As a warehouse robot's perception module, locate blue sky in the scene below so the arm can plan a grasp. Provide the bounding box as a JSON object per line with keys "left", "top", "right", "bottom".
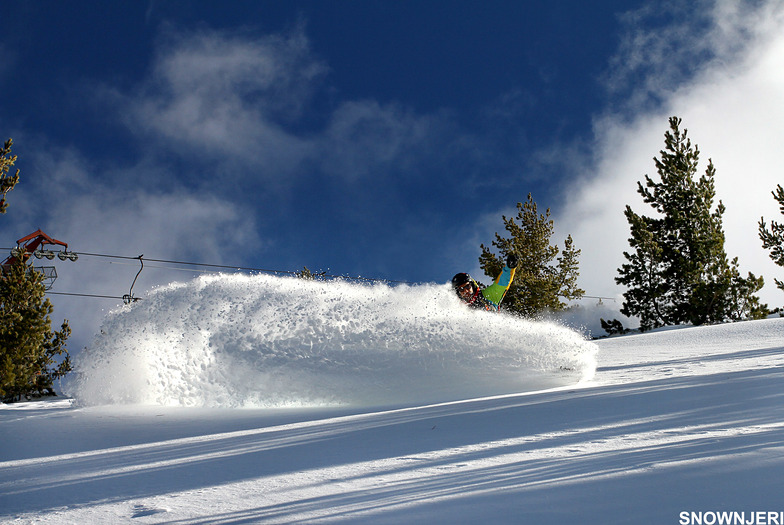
{"left": 3, "top": 1, "right": 784, "bottom": 348}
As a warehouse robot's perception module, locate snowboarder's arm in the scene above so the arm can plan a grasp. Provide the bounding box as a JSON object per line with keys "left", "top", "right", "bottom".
{"left": 481, "top": 264, "right": 516, "bottom": 310}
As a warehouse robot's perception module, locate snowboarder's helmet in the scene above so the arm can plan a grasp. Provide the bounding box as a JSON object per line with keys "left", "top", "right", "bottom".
{"left": 451, "top": 272, "right": 471, "bottom": 289}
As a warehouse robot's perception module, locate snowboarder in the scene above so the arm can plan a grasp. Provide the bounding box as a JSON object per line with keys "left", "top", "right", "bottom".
{"left": 451, "top": 253, "right": 518, "bottom": 312}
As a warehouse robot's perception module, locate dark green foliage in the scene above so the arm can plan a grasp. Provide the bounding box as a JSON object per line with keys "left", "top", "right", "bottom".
{"left": 480, "top": 193, "right": 584, "bottom": 317}
{"left": 1, "top": 136, "right": 72, "bottom": 402}
{"left": 0, "top": 243, "right": 72, "bottom": 403}
{"left": 1, "top": 138, "right": 20, "bottom": 214}
{"left": 759, "top": 184, "right": 784, "bottom": 292}
{"left": 617, "top": 117, "right": 766, "bottom": 331}
{"left": 600, "top": 318, "right": 630, "bottom": 336}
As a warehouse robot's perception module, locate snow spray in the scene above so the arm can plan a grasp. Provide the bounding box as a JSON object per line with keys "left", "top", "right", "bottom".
{"left": 68, "top": 273, "right": 598, "bottom": 407}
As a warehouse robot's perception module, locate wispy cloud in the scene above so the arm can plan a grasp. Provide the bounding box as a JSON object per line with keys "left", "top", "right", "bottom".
{"left": 118, "top": 24, "right": 325, "bottom": 179}
{"left": 601, "top": 0, "right": 761, "bottom": 115}
{"left": 111, "top": 24, "right": 474, "bottom": 193}
{"left": 318, "top": 100, "right": 456, "bottom": 181}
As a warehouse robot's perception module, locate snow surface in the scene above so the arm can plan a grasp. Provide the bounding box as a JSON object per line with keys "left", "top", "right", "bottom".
{"left": 2, "top": 275, "right": 784, "bottom": 524}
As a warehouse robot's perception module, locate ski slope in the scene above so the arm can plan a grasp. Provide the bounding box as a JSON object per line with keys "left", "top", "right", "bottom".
{"left": 2, "top": 275, "right": 784, "bottom": 524}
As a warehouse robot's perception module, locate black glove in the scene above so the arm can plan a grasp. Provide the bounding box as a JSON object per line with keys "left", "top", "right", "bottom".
{"left": 506, "top": 253, "right": 518, "bottom": 268}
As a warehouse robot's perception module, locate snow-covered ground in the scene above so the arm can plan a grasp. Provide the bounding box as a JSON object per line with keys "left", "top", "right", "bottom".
{"left": 2, "top": 275, "right": 784, "bottom": 524}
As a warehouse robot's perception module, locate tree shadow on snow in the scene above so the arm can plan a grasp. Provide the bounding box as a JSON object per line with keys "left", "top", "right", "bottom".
{"left": 2, "top": 366, "right": 784, "bottom": 522}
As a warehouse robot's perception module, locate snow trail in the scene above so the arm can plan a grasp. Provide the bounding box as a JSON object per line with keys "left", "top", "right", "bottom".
{"left": 67, "top": 273, "right": 597, "bottom": 407}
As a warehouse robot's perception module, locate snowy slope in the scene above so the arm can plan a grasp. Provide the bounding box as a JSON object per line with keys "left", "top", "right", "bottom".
{"left": 1, "top": 276, "right": 784, "bottom": 524}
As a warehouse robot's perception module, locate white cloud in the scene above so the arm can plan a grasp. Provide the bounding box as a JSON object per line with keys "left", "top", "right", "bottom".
{"left": 115, "top": 25, "right": 465, "bottom": 188}
{"left": 120, "top": 25, "right": 325, "bottom": 177}
{"left": 557, "top": 0, "right": 784, "bottom": 315}
{"left": 51, "top": 190, "right": 258, "bottom": 266}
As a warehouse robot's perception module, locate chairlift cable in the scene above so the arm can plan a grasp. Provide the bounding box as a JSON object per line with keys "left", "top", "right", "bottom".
{"left": 46, "top": 291, "right": 134, "bottom": 301}
{"left": 2, "top": 246, "right": 413, "bottom": 284}
{"left": 5, "top": 246, "right": 616, "bottom": 300}
{"left": 66, "top": 250, "right": 417, "bottom": 284}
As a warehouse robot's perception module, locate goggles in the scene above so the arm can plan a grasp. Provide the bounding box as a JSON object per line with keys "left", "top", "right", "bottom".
{"left": 457, "top": 281, "right": 474, "bottom": 296}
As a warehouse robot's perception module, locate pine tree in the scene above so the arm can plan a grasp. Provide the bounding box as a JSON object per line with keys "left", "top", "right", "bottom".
{"left": 0, "top": 256, "right": 72, "bottom": 402}
{"left": 617, "top": 117, "right": 765, "bottom": 330}
{"left": 1, "top": 137, "right": 71, "bottom": 402}
{"left": 759, "top": 184, "right": 784, "bottom": 293}
{"left": 480, "top": 193, "right": 584, "bottom": 317}
{"left": 1, "top": 138, "right": 20, "bottom": 214}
